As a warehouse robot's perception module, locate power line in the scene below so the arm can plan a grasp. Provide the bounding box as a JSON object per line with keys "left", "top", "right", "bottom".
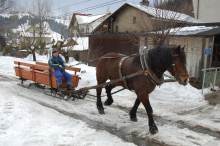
{"left": 57, "top": 0, "right": 126, "bottom": 17}
{"left": 51, "top": 0, "right": 93, "bottom": 12}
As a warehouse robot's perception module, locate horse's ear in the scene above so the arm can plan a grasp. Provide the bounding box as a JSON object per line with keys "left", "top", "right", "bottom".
{"left": 173, "top": 45, "right": 181, "bottom": 55}
{"left": 181, "top": 46, "right": 185, "bottom": 52}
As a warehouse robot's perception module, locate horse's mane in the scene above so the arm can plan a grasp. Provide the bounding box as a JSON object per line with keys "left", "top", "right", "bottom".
{"left": 132, "top": 46, "right": 173, "bottom": 78}
{"left": 149, "top": 46, "right": 173, "bottom": 69}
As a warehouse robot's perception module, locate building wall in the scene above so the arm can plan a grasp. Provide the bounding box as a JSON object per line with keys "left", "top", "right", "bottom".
{"left": 193, "top": 0, "right": 220, "bottom": 23}
{"left": 89, "top": 33, "right": 139, "bottom": 64}
{"left": 113, "top": 7, "right": 153, "bottom": 33}
{"left": 169, "top": 36, "right": 212, "bottom": 78}
{"left": 68, "top": 50, "right": 88, "bottom": 63}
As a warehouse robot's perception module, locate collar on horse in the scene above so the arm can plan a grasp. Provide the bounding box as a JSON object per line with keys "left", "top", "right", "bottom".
{"left": 118, "top": 54, "right": 162, "bottom": 89}
{"left": 139, "top": 47, "right": 162, "bottom": 85}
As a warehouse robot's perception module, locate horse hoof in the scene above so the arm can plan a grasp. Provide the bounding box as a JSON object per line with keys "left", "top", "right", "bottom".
{"left": 149, "top": 125, "right": 158, "bottom": 135}
{"left": 130, "top": 115, "right": 138, "bottom": 122}
{"left": 104, "top": 99, "right": 113, "bottom": 106}
{"left": 98, "top": 109, "right": 105, "bottom": 115}
{"left": 130, "top": 114, "right": 137, "bottom": 122}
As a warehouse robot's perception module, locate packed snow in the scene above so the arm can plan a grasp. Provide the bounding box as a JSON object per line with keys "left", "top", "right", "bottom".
{"left": 0, "top": 55, "right": 220, "bottom": 146}
{"left": 0, "top": 81, "right": 135, "bottom": 146}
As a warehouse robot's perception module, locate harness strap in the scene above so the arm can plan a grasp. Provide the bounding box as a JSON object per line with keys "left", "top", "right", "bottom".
{"left": 118, "top": 56, "right": 129, "bottom": 89}
{"left": 139, "top": 47, "right": 149, "bottom": 70}
{"left": 144, "top": 70, "right": 162, "bottom": 86}
{"left": 139, "top": 47, "right": 162, "bottom": 86}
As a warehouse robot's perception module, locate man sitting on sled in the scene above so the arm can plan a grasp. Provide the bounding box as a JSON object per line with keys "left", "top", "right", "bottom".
{"left": 48, "top": 48, "right": 72, "bottom": 95}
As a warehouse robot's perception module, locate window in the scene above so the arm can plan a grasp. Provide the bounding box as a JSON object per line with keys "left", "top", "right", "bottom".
{"left": 133, "top": 16, "right": 136, "bottom": 24}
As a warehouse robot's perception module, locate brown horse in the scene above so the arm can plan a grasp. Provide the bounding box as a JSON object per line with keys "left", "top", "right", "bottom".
{"left": 96, "top": 45, "right": 189, "bottom": 134}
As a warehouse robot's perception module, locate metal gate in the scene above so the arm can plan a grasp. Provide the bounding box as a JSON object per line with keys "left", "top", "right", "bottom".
{"left": 202, "top": 67, "right": 220, "bottom": 94}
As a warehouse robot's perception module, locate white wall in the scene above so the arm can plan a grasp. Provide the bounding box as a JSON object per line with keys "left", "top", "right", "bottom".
{"left": 193, "top": 0, "right": 220, "bottom": 23}
{"left": 169, "top": 37, "right": 205, "bottom": 78}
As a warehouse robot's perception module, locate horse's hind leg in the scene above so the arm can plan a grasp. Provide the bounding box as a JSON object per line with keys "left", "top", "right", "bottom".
{"left": 104, "top": 84, "right": 114, "bottom": 106}
{"left": 129, "top": 98, "right": 140, "bottom": 122}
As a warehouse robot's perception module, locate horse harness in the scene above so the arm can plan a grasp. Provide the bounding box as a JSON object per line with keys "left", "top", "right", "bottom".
{"left": 139, "top": 48, "right": 162, "bottom": 85}
{"left": 118, "top": 54, "right": 162, "bottom": 89}
{"left": 118, "top": 56, "right": 130, "bottom": 89}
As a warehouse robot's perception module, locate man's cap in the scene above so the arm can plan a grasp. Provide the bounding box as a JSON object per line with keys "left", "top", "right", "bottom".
{"left": 52, "top": 48, "right": 58, "bottom": 54}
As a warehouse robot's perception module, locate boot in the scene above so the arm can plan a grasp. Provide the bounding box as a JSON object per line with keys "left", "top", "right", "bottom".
{"left": 65, "top": 84, "right": 73, "bottom": 100}
{"left": 56, "top": 85, "right": 63, "bottom": 97}
{"left": 67, "top": 84, "right": 72, "bottom": 90}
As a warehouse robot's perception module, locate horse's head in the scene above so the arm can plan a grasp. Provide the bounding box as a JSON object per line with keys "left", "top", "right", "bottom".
{"left": 168, "top": 46, "right": 189, "bottom": 85}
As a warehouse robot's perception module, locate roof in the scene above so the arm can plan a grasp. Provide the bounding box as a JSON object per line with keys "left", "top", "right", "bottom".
{"left": 69, "top": 13, "right": 110, "bottom": 33}
{"left": 75, "top": 14, "right": 106, "bottom": 24}
{"left": 196, "top": 27, "right": 220, "bottom": 36}
{"left": 157, "top": 26, "right": 220, "bottom": 36}
{"left": 127, "top": 3, "right": 198, "bottom": 23}
{"left": 93, "top": 2, "right": 199, "bottom": 33}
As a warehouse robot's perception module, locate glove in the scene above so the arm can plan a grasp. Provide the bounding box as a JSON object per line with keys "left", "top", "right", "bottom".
{"left": 59, "top": 65, "right": 65, "bottom": 72}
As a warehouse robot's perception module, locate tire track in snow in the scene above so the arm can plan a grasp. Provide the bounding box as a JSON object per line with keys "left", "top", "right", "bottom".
{"left": 1, "top": 75, "right": 220, "bottom": 146}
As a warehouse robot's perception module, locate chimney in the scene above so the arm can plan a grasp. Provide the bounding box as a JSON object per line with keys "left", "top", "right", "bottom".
{"left": 140, "top": 0, "right": 149, "bottom": 6}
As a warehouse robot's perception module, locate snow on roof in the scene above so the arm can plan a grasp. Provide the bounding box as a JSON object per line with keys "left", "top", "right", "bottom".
{"left": 12, "top": 20, "right": 30, "bottom": 34}
{"left": 55, "top": 18, "right": 71, "bottom": 27}
{"left": 72, "top": 37, "right": 88, "bottom": 51}
{"left": 126, "top": 3, "right": 198, "bottom": 23}
{"left": 76, "top": 14, "right": 106, "bottom": 24}
{"left": 14, "top": 21, "right": 63, "bottom": 42}
{"left": 168, "top": 26, "right": 218, "bottom": 36}
{"left": 0, "top": 12, "right": 31, "bottom": 19}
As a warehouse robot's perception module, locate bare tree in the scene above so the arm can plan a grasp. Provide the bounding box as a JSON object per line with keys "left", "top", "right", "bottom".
{"left": 0, "top": 0, "right": 13, "bottom": 13}
{"left": 137, "top": 0, "right": 191, "bottom": 47}
{"left": 152, "top": 0, "right": 193, "bottom": 46}
{"left": 28, "top": 0, "right": 51, "bottom": 61}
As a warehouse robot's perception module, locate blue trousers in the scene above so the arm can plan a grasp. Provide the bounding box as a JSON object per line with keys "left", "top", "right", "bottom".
{"left": 53, "top": 69, "right": 72, "bottom": 87}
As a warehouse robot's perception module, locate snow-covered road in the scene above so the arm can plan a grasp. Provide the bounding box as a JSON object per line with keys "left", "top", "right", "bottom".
{"left": 0, "top": 78, "right": 136, "bottom": 146}
{"left": 0, "top": 56, "right": 220, "bottom": 146}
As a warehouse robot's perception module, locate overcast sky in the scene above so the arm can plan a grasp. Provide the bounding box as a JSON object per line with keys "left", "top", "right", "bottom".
{"left": 13, "top": 0, "right": 154, "bottom": 17}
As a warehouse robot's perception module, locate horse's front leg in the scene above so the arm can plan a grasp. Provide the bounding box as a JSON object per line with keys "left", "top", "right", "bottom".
{"left": 104, "top": 84, "right": 114, "bottom": 106}
{"left": 96, "top": 87, "right": 105, "bottom": 114}
{"left": 139, "top": 94, "right": 158, "bottom": 134}
{"left": 129, "top": 98, "right": 140, "bottom": 122}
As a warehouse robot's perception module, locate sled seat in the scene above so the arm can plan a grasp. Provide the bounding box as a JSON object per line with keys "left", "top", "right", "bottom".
{"left": 14, "top": 60, "right": 81, "bottom": 89}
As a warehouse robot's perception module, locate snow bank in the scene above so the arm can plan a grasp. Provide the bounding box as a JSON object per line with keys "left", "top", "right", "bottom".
{"left": 0, "top": 56, "right": 16, "bottom": 77}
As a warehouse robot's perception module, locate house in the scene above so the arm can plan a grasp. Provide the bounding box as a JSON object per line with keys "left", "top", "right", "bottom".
{"left": 89, "top": 2, "right": 197, "bottom": 61}
{"left": 88, "top": 1, "right": 220, "bottom": 81}
{"left": 15, "top": 21, "right": 62, "bottom": 48}
{"left": 68, "top": 37, "right": 89, "bottom": 63}
{"left": 69, "top": 13, "right": 110, "bottom": 36}
{"left": 68, "top": 13, "right": 109, "bottom": 62}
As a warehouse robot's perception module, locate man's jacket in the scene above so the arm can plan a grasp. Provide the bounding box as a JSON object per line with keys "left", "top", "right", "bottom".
{"left": 48, "top": 55, "right": 65, "bottom": 70}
